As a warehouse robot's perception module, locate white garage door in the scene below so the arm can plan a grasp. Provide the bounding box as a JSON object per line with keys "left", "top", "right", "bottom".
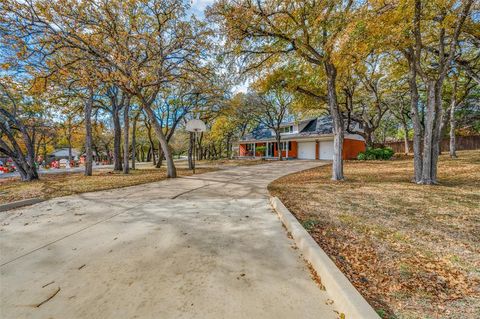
{"left": 297, "top": 142, "right": 316, "bottom": 159}
{"left": 319, "top": 141, "right": 334, "bottom": 160}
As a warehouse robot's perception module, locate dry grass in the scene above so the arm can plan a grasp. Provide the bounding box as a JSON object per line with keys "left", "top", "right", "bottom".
{"left": 0, "top": 167, "right": 216, "bottom": 204}
{"left": 269, "top": 150, "right": 480, "bottom": 319}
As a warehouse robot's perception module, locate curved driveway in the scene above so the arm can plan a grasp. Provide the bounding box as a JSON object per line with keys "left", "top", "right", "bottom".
{"left": 0, "top": 161, "right": 337, "bottom": 319}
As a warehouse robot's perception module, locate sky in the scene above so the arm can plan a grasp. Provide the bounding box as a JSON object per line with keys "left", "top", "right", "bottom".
{"left": 190, "top": 0, "right": 215, "bottom": 17}
{"left": 190, "top": 0, "right": 249, "bottom": 93}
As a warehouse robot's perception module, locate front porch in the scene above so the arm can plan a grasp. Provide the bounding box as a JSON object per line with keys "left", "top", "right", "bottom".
{"left": 238, "top": 141, "right": 298, "bottom": 159}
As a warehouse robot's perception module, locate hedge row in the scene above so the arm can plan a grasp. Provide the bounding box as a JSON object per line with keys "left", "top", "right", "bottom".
{"left": 357, "top": 147, "right": 395, "bottom": 160}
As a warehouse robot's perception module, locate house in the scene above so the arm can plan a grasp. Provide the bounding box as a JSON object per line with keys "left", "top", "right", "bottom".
{"left": 48, "top": 148, "right": 80, "bottom": 161}
{"left": 235, "top": 116, "right": 366, "bottom": 160}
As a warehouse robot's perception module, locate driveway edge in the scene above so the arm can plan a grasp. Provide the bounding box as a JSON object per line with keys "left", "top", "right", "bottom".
{"left": 0, "top": 198, "right": 45, "bottom": 212}
{"left": 270, "top": 196, "right": 380, "bottom": 319}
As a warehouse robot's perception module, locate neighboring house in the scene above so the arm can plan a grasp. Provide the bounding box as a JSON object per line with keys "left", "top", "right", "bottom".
{"left": 235, "top": 116, "right": 366, "bottom": 160}
{"left": 48, "top": 148, "right": 80, "bottom": 161}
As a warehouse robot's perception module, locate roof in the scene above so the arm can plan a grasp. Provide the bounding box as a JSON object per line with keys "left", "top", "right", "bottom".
{"left": 238, "top": 116, "right": 362, "bottom": 143}
{"left": 242, "top": 125, "right": 274, "bottom": 141}
{"left": 49, "top": 148, "right": 80, "bottom": 157}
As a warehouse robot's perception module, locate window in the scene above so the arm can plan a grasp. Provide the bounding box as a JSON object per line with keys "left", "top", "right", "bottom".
{"left": 281, "top": 126, "right": 293, "bottom": 133}
{"left": 278, "top": 141, "right": 292, "bottom": 151}
{"left": 245, "top": 143, "right": 254, "bottom": 152}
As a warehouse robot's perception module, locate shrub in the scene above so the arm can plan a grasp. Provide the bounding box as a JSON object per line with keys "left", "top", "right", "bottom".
{"left": 357, "top": 147, "right": 394, "bottom": 160}
{"left": 255, "top": 146, "right": 266, "bottom": 155}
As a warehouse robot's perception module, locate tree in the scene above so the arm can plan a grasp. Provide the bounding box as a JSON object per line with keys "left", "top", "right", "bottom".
{"left": 0, "top": 78, "right": 40, "bottom": 181}
{"left": 103, "top": 87, "right": 129, "bottom": 171}
{"left": 3, "top": 0, "right": 213, "bottom": 178}
{"left": 444, "top": 74, "right": 476, "bottom": 158}
{"left": 211, "top": 0, "right": 363, "bottom": 180}
{"left": 341, "top": 54, "right": 389, "bottom": 147}
{"left": 411, "top": 0, "right": 474, "bottom": 183}
{"left": 359, "top": 0, "right": 476, "bottom": 183}
{"left": 248, "top": 85, "right": 293, "bottom": 161}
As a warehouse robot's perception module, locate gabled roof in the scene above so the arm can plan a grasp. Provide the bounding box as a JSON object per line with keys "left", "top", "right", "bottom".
{"left": 238, "top": 115, "right": 362, "bottom": 143}
{"left": 241, "top": 125, "right": 273, "bottom": 141}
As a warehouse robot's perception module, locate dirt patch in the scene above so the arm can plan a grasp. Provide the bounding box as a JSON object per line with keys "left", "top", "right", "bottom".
{"left": 268, "top": 150, "right": 480, "bottom": 319}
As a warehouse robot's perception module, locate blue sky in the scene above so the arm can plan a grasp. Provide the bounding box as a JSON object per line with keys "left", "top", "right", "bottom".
{"left": 190, "top": 0, "right": 215, "bottom": 17}
{"left": 190, "top": 0, "right": 249, "bottom": 93}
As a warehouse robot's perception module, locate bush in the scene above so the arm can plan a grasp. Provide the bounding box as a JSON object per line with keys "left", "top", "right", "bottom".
{"left": 357, "top": 147, "right": 394, "bottom": 161}
{"left": 255, "top": 146, "right": 266, "bottom": 155}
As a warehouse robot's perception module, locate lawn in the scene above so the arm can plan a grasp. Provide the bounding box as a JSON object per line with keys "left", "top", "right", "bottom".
{"left": 268, "top": 150, "right": 480, "bottom": 319}
{"left": 0, "top": 167, "right": 216, "bottom": 204}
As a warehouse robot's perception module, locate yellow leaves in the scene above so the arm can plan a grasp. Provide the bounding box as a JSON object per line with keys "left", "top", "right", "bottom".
{"left": 0, "top": 63, "right": 11, "bottom": 70}
{"left": 30, "top": 77, "right": 48, "bottom": 94}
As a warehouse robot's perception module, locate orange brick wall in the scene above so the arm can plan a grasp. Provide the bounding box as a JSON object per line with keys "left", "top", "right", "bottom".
{"left": 273, "top": 141, "right": 297, "bottom": 158}
{"left": 239, "top": 144, "right": 247, "bottom": 156}
{"left": 240, "top": 139, "right": 365, "bottom": 159}
{"left": 239, "top": 143, "right": 266, "bottom": 156}
{"left": 342, "top": 139, "right": 366, "bottom": 159}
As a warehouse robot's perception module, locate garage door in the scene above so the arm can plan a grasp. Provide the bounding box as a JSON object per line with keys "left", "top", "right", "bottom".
{"left": 319, "top": 141, "right": 334, "bottom": 160}
{"left": 297, "top": 142, "right": 316, "bottom": 159}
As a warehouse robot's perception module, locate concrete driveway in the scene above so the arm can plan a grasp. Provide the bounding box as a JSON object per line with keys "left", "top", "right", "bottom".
{"left": 0, "top": 161, "right": 338, "bottom": 319}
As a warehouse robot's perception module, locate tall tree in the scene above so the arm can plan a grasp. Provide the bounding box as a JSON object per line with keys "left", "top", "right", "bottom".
{"left": 0, "top": 78, "right": 40, "bottom": 181}
{"left": 248, "top": 86, "right": 293, "bottom": 161}
{"left": 412, "top": 0, "right": 474, "bottom": 183}
{"left": 3, "top": 0, "right": 212, "bottom": 178}
{"left": 211, "top": 0, "right": 361, "bottom": 180}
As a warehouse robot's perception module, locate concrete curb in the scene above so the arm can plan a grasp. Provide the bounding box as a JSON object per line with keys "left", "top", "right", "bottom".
{"left": 0, "top": 198, "right": 45, "bottom": 212}
{"left": 270, "top": 196, "right": 380, "bottom": 319}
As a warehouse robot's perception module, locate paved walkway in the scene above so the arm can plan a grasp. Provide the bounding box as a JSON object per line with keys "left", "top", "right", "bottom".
{"left": 0, "top": 161, "right": 338, "bottom": 319}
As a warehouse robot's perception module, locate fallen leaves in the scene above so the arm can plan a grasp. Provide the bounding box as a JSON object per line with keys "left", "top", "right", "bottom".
{"left": 269, "top": 150, "right": 480, "bottom": 319}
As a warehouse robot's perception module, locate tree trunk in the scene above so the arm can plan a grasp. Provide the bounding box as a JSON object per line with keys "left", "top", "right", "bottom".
{"left": 421, "top": 80, "right": 443, "bottom": 184}
{"left": 146, "top": 121, "right": 156, "bottom": 165}
{"left": 132, "top": 113, "right": 138, "bottom": 169}
{"left": 67, "top": 117, "right": 73, "bottom": 162}
{"left": 430, "top": 80, "right": 444, "bottom": 181}
{"left": 93, "top": 143, "right": 101, "bottom": 164}
{"left": 156, "top": 147, "right": 164, "bottom": 168}
{"left": 14, "top": 156, "right": 38, "bottom": 181}
{"left": 112, "top": 106, "right": 123, "bottom": 171}
{"left": 188, "top": 132, "right": 194, "bottom": 169}
{"left": 147, "top": 146, "right": 152, "bottom": 162}
{"left": 68, "top": 144, "right": 72, "bottom": 162}
{"left": 402, "top": 121, "right": 410, "bottom": 154}
{"left": 324, "top": 60, "right": 344, "bottom": 180}
{"left": 276, "top": 134, "right": 283, "bottom": 161}
{"left": 364, "top": 128, "right": 374, "bottom": 148}
{"left": 84, "top": 87, "right": 94, "bottom": 176}
{"left": 142, "top": 104, "right": 176, "bottom": 178}
{"left": 197, "top": 132, "right": 204, "bottom": 160}
{"left": 449, "top": 101, "right": 457, "bottom": 158}
{"left": 407, "top": 57, "right": 423, "bottom": 182}
{"left": 104, "top": 144, "right": 110, "bottom": 164}
{"left": 43, "top": 143, "right": 47, "bottom": 167}
{"left": 123, "top": 103, "right": 130, "bottom": 174}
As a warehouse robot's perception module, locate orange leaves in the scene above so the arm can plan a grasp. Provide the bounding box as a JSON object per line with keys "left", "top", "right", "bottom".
{"left": 269, "top": 153, "right": 480, "bottom": 318}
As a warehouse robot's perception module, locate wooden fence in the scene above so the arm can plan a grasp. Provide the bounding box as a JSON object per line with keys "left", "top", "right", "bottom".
{"left": 379, "top": 135, "right": 480, "bottom": 154}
